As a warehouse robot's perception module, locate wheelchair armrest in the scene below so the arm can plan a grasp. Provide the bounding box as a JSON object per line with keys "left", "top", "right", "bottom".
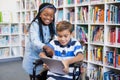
{"left": 69, "top": 61, "right": 83, "bottom": 68}
{"left": 72, "top": 61, "right": 83, "bottom": 80}
{"left": 73, "top": 61, "right": 83, "bottom": 68}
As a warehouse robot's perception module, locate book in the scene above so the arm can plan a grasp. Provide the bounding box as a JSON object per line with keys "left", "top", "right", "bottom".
{"left": 41, "top": 58, "right": 66, "bottom": 75}
{"left": 57, "top": 9, "right": 63, "bottom": 22}
{"left": 0, "top": 11, "right": 2, "bottom": 22}
{"left": 117, "top": 28, "right": 120, "bottom": 43}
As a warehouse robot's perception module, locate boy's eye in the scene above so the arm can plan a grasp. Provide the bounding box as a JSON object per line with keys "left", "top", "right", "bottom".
{"left": 57, "top": 34, "right": 62, "bottom": 37}
{"left": 43, "top": 13, "right": 49, "bottom": 17}
{"left": 58, "top": 35, "right": 68, "bottom": 38}
{"left": 64, "top": 35, "right": 68, "bottom": 37}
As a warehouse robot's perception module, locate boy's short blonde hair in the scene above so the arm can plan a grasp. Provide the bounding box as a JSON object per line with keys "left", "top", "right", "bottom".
{"left": 56, "top": 21, "right": 73, "bottom": 33}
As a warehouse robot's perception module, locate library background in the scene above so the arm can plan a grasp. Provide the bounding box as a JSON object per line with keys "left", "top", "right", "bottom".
{"left": 0, "top": 0, "right": 120, "bottom": 80}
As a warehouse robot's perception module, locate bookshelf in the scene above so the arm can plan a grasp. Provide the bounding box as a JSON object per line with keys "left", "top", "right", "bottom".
{"left": 56, "top": 0, "right": 120, "bottom": 79}
{"left": 0, "top": 0, "right": 120, "bottom": 79}
{"left": 0, "top": 0, "right": 25, "bottom": 59}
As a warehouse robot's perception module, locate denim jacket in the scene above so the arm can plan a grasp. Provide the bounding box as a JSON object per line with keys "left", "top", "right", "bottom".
{"left": 22, "top": 20, "right": 51, "bottom": 75}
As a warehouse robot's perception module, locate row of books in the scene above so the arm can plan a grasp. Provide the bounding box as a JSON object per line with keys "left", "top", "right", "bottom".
{"left": 0, "top": 48, "right": 9, "bottom": 57}
{"left": 88, "top": 47, "right": 120, "bottom": 68}
{"left": 107, "top": 27, "right": 116, "bottom": 44}
{"left": 104, "top": 48, "right": 120, "bottom": 68}
{"left": 58, "top": 0, "right": 63, "bottom": 6}
{"left": 0, "top": 11, "right": 19, "bottom": 23}
{"left": 26, "top": 0, "right": 37, "bottom": 10}
{"left": 0, "top": 36, "right": 9, "bottom": 46}
{"left": 88, "top": 65, "right": 103, "bottom": 80}
{"left": 77, "top": 0, "right": 120, "bottom": 3}
{"left": 90, "top": 0, "right": 104, "bottom": 2}
{"left": 90, "top": 47, "right": 103, "bottom": 63}
{"left": 106, "top": 4, "right": 120, "bottom": 24}
{"left": 77, "top": 6, "right": 88, "bottom": 23}
{"left": 56, "top": 9, "right": 63, "bottom": 22}
{"left": 66, "top": 8, "right": 75, "bottom": 23}
{"left": 11, "top": 35, "right": 20, "bottom": 45}
{"left": 77, "top": 0, "right": 88, "bottom": 3}
{"left": 76, "top": 25, "right": 88, "bottom": 42}
{"left": 90, "top": 5, "right": 104, "bottom": 23}
{"left": 11, "top": 25, "right": 19, "bottom": 34}
{"left": 107, "top": 27, "right": 120, "bottom": 44}
{"left": 21, "top": 0, "right": 58, "bottom": 10}
{"left": 0, "top": 47, "right": 20, "bottom": 57}
{"left": 21, "top": 23, "right": 29, "bottom": 34}
{"left": 66, "top": 0, "right": 75, "bottom": 4}
{"left": 104, "top": 70, "right": 120, "bottom": 80}
{"left": 90, "top": 25, "right": 104, "bottom": 43}
{"left": 20, "top": 10, "right": 37, "bottom": 23}
{"left": 0, "top": 25, "right": 9, "bottom": 34}
{"left": 0, "top": 35, "right": 21, "bottom": 46}
{"left": 0, "top": 11, "right": 12, "bottom": 23}
{"left": 0, "top": 25, "right": 19, "bottom": 34}
{"left": 106, "top": 0, "right": 120, "bottom": 2}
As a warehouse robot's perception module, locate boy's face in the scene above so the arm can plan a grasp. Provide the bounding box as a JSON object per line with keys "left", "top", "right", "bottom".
{"left": 57, "top": 29, "right": 71, "bottom": 46}
{"left": 40, "top": 8, "right": 55, "bottom": 25}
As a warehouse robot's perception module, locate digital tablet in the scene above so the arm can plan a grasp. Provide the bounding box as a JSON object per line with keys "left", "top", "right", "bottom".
{"left": 41, "top": 58, "right": 66, "bottom": 75}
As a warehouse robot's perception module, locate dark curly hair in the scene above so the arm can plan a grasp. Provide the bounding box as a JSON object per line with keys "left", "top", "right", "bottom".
{"left": 28, "top": 3, "right": 56, "bottom": 43}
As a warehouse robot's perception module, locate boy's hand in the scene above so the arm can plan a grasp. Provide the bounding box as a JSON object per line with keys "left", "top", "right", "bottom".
{"left": 43, "top": 45, "right": 54, "bottom": 57}
{"left": 62, "top": 60, "right": 69, "bottom": 74}
{"left": 43, "top": 63, "right": 49, "bottom": 70}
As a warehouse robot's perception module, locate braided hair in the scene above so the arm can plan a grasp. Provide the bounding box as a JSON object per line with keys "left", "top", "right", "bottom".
{"left": 28, "top": 3, "right": 56, "bottom": 43}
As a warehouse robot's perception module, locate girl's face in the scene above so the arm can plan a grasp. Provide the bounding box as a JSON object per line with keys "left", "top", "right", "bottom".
{"left": 40, "top": 8, "right": 55, "bottom": 25}
{"left": 57, "top": 30, "right": 71, "bottom": 46}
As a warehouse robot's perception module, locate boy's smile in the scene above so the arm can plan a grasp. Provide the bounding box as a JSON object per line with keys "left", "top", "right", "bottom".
{"left": 57, "top": 30, "right": 71, "bottom": 46}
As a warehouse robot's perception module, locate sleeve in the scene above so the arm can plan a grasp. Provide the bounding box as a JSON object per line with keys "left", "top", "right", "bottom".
{"left": 29, "top": 21, "right": 45, "bottom": 52}
{"left": 46, "top": 40, "right": 55, "bottom": 50}
{"left": 74, "top": 41, "right": 83, "bottom": 56}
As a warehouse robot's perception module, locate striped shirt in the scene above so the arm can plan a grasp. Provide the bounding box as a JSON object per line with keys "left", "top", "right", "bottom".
{"left": 47, "top": 38, "right": 83, "bottom": 80}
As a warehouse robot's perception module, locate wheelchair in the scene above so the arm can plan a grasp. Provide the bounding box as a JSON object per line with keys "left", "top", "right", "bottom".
{"left": 30, "top": 40, "right": 86, "bottom": 80}
{"left": 31, "top": 59, "right": 83, "bottom": 80}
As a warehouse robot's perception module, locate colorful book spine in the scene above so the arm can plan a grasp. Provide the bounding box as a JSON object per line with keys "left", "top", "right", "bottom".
{"left": 109, "top": 27, "right": 116, "bottom": 44}
{"left": 90, "top": 47, "right": 103, "bottom": 63}
{"left": 0, "top": 11, "right": 2, "bottom": 22}
{"left": 117, "top": 28, "right": 120, "bottom": 43}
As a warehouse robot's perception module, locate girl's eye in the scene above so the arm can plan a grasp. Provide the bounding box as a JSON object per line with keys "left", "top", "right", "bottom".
{"left": 43, "top": 13, "right": 54, "bottom": 18}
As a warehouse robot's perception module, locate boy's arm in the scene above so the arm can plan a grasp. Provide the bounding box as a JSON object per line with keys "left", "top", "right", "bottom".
{"left": 62, "top": 53, "right": 84, "bottom": 73}
{"left": 63, "top": 53, "right": 84, "bottom": 66}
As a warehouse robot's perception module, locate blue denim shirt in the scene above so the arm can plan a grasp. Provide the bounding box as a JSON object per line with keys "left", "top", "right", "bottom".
{"left": 22, "top": 20, "right": 51, "bottom": 75}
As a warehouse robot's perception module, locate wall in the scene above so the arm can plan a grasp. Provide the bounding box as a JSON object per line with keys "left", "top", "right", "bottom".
{"left": 0, "top": 0, "right": 18, "bottom": 11}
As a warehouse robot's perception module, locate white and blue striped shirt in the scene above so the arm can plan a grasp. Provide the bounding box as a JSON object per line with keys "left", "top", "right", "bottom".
{"left": 47, "top": 38, "right": 83, "bottom": 80}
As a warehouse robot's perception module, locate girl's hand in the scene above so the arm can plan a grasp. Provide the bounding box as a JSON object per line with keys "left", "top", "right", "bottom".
{"left": 62, "top": 60, "right": 69, "bottom": 74}
{"left": 43, "top": 45, "right": 54, "bottom": 57}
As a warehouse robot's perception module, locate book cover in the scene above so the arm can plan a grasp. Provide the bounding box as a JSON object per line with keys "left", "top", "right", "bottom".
{"left": 117, "top": 28, "right": 120, "bottom": 43}
{"left": 0, "top": 11, "right": 2, "bottom": 22}
{"left": 113, "top": 48, "right": 116, "bottom": 67}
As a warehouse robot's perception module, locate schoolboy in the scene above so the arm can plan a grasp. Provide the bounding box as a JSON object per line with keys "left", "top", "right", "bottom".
{"left": 40, "top": 21, "right": 84, "bottom": 80}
